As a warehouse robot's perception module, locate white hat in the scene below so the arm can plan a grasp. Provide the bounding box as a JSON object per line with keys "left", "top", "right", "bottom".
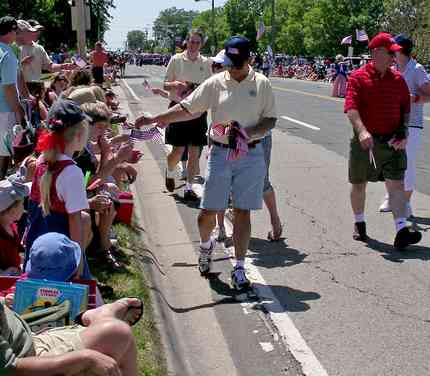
{"left": 211, "top": 50, "right": 233, "bottom": 66}
{"left": 17, "top": 20, "right": 37, "bottom": 32}
{"left": 0, "top": 175, "right": 29, "bottom": 212}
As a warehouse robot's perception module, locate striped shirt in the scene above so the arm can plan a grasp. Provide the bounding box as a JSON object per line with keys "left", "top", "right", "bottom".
{"left": 400, "top": 59, "right": 429, "bottom": 127}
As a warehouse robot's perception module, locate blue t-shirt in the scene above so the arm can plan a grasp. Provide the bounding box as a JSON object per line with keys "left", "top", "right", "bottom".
{"left": 0, "top": 41, "right": 18, "bottom": 113}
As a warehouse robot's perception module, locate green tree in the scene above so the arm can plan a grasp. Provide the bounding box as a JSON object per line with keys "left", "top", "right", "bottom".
{"left": 381, "top": 0, "right": 430, "bottom": 62}
{"left": 192, "top": 7, "right": 229, "bottom": 53}
{"left": 224, "top": 0, "right": 263, "bottom": 51}
{"left": 0, "top": 0, "right": 115, "bottom": 52}
{"left": 126, "top": 30, "right": 147, "bottom": 51}
{"left": 153, "top": 7, "right": 198, "bottom": 48}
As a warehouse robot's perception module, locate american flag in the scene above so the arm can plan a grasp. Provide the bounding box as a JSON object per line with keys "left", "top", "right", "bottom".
{"left": 341, "top": 35, "right": 352, "bottom": 45}
{"left": 256, "top": 20, "right": 266, "bottom": 40}
{"left": 212, "top": 123, "right": 227, "bottom": 137}
{"left": 356, "top": 29, "right": 369, "bottom": 42}
{"left": 130, "top": 127, "right": 163, "bottom": 144}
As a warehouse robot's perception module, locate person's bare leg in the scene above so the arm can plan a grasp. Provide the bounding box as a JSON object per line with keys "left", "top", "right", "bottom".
{"left": 351, "top": 183, "right": 367, "bottom": 216}
{"left": 98, "top": 205, "right": 116, "bottom": 250}
{"left": 216, "top": 211, "right": 225, "bottom": 228}
{"left": 81, "top": 297, "right": 143, "bottom": 326}
{"left": 187, "top": 146, "right": 200, "bottom": 185}
{"left": 385, "top": 179, "right": 407, "bottom": 226}
{"left": 81, "top": 211, "right": 93, "bottom": 251}
{"left": 198, "top": 209, "right": 217, "bottom": 243}
{"left": 167, "top": 146, "right": 185, "bottom": 172}
{"left": 232, "top": 209, "right": 251, "bottom": 260}
{"left": 405, "top": 190, "right": 413, "bottom": 202}
{"left": 80, "top": 319, "right": 138, "bottom": 376}
{"left": 264, "top": 189, "right": 282, "bottom": 237}
{"left": 0, "top": 156, "right": 9, "bottom": 180}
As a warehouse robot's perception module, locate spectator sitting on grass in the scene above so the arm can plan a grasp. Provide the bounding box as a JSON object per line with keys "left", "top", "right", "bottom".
{"left": 44, "top": 72, "right": 70, "bottom": 107}
{"left": 25, "top": 99, "right": 93, "bottom": 262}
{"left": 1, "top": 295, "right": 143, "bottom": 376}
{"left": 26, "top": 81, "right": 48, "bottom": 128}
{"left": 0, "top": 175, "right": 29, "bottom": 276}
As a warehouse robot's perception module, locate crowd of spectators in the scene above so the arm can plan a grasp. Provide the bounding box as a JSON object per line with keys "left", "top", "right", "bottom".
{"left": 0, "top": 15, "right": 143, "bottom": 375}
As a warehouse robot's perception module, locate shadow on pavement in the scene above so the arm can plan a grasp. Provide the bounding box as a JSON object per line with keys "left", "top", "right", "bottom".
{"left": 248, "top": 237, "right": 308, "bottom": 268}
{"left": 252, "top": 282, "right": 321, "bottom": 313}
{"left": 172, "top": 192, "right": 201, "bottom": 209}
{"left": 366, "top": 238, "right": 430, "bottom": 263}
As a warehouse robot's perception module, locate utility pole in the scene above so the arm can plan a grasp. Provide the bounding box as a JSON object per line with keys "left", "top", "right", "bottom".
{"left": 76, "top": 0, "right": 87, "bottom": 55}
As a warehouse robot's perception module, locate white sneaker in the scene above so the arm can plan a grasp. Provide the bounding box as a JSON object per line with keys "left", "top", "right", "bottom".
{"left": 198, "top": 238, "right": 216, "bottom": 275}
{"left": 379, "top": 198, "right": 391, "bottom": 213}
{"left": 231, "top": 266, "right": 251, "bottom": 290}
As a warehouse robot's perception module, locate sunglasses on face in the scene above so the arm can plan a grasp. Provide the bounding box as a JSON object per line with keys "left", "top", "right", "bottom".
{"left": 188, "top": 40, "right": 201, "bottom": 45}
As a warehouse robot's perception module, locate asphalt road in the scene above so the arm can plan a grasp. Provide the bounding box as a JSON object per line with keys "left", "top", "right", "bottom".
{"left": 122, "top": 64, "right": 430, "bottom": 376}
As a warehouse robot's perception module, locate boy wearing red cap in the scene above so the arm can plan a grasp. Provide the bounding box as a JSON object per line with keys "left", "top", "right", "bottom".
{"left": 345, "top": 32, "right": 421, "bottom": 249}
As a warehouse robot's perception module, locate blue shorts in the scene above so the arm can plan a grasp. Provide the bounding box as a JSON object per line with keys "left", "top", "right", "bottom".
{"left": 201, "top": 143, "right": 266, "bottom": 211}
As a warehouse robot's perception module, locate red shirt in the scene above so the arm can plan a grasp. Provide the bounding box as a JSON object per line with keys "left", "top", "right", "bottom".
{"left": 91, "top": 50, "right": 108, "bottom": 67}
{"left": 0, "top": 223, "right": 23, "bottom": 270}
{"left": 345, "top": 62, "right": 410, "bottom": 135}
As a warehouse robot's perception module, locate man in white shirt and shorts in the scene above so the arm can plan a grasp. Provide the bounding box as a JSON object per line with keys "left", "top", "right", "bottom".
{"left": 136, "top": 36, "right": 277, "bottom": 290}
{"left": 379, "top": 35, "right": 430, "bottom": 217}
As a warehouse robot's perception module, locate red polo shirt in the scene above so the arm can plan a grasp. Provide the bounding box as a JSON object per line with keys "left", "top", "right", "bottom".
{"left": 345, "top": 62, "right": 410, "bottom": 135}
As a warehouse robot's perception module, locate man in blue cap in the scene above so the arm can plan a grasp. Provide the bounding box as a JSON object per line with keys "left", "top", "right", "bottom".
{"left": 136, "top": 36, "right": 277, "bottom": 290}
{"left": 378, "top": 34, "right": 430, "bottom": 217}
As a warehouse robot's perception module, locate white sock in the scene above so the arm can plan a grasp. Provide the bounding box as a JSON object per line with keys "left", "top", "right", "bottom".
{"left": 200, "top": 239, "right": 212, "bottom": 250}
{"left": 395, "top": 218, "right": 407, "bottom": 232}
{"left": 235, "top": 259, "right": 245, "bottom": 269}
{"left": 185, "top": 182, "right": 192, "bottom": 191}
{"left": 166, "top": 168, "right": 175, "bottom": 178}
{"left": 354, "top": 213, "right": 365, "bottom": 223}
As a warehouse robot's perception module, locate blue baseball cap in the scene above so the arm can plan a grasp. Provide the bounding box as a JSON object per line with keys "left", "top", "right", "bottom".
{"left": 394, "top": 34, "right": 413, "bottom": 54}
{"left": 26, "top": 233, "right": 82, "bottom": 281}
{"left": 224, "top": 36, "right": 251, "bottom": 67}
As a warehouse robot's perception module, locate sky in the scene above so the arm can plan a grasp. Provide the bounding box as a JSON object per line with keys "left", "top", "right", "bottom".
{"left": 104, "top": 0, "right": 227, "bottom": 50}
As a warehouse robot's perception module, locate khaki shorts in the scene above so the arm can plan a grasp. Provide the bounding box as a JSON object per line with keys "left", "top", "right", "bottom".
{"left": 349, "top": 135, "right": 407, "bottom": 184}
{"left": 32, "top": 325, "right": 94, "bottom": 376}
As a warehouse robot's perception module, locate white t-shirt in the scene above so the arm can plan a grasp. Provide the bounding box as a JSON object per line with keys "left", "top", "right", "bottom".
{"left": 55, "top": 154, "right": 89, "bottom": 214}
{"left": 20, "top": 42, "right": 52, "bottom": 82}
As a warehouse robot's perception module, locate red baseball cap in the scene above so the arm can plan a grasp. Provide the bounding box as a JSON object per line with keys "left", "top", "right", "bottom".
{"left": 368, "top": 32, "right": 403, "bottom": 52}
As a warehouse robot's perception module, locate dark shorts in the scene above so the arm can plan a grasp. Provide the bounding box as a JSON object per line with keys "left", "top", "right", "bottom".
{"left": 165, "top": 102, "right": 208, "bottom": 147}
{"left": 92, "top": 66, "right": 104, "bottom": 84}
{"left": 349, "top": 135, "right": 407, "bottom": 184}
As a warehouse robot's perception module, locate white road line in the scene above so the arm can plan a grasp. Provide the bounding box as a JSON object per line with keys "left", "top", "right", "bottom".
{"left": 222, "top": 218, "right": 328, "bottom": 376}
{"left": 121, "top": 78, "right": 142, "bottom": 102}
{"left": 281, "top": 115, "right": 321, "bottom": 131}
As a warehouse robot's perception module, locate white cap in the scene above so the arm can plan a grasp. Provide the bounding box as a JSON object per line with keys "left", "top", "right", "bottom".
{"left": 17, "top": 20, "right": 37, "bottom": 32}
{"left": 211, "top": 50, "right": 233, "bottom": 66}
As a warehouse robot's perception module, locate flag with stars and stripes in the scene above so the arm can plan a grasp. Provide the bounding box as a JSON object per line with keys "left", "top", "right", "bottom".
{"left": 130, "top": 127, "right": 163, "bottom": 144}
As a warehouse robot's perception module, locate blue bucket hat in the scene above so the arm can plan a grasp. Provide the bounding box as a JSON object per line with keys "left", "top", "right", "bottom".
{"left": 26, "top": 233, "right": 82, "bottom": 281}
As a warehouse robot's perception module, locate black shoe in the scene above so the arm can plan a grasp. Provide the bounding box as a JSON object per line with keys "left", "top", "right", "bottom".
{"left": 394, "top": 227, "right": 422, "bottom": 250}
{"left": 165, "top": 169, "right": 175, "bottom": 192}
{"left": 184, "top": 189, "right": 199, "bottom": 202}
{"left": 353, "top": 222, "right": 368, "bottom": 241}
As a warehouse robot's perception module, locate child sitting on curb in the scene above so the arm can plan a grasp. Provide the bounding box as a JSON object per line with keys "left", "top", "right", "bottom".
{"left": 0, "top": 175, "right": 29, "bottom": 275}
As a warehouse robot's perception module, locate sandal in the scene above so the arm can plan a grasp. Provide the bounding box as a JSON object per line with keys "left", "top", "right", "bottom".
{"left": 267, "top": 223, "right": 283, "bottom": 242}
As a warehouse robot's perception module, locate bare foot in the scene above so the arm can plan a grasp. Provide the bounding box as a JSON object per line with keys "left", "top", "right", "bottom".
{"left": 81, "top": 297, "right": 143, "bottom": 326}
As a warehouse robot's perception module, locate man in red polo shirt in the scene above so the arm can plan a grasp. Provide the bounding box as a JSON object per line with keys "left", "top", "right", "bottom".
{"left": 345, "top": 32, "right": 422, "bottom": 250}
{"left": 89, "top": 41, "right": 108, "bottom": 85}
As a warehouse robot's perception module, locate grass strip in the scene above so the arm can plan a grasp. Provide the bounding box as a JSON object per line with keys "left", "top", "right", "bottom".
{"left": 91, "top": 223, "right": 167, "bottom": 376}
